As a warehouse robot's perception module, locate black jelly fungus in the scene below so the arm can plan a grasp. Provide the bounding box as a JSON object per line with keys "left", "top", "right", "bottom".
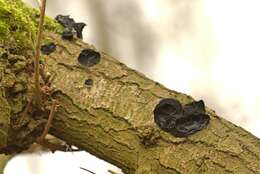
{"left": 73, "top": 22, "right": 86, "bottom": 39}
{"left": 154, "top": 99, "right": 183, "bottom": 132}
{"left": 55, "top": 15, "right": 75, "bottom": 29}
{"left": 62, "top": 30, "right": 74, "bottom": 41}
{"left": 153, "top": 99, "right": 210, "bottom": 137}
{"left": 84, "top": 79, "right": 93, "bottom": 86}
{"left": 78, "top": 49, "right": 101, "bottom": 67}
{"left": 41, "top": 42, "right": 56, "bottom": 55}
{"left": 55, "top": 14, "right": 87, "bottom": 39}
{"left": 173, "top": 114, "right": 210, "bottom": 137}
{"left": 183, "top": 100, "right": 205, "bottom": 116}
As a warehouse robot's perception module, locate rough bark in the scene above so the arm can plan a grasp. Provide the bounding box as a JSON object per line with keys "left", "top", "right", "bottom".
{"left": 0, "top": 1, "right": 260, "bottom": 174}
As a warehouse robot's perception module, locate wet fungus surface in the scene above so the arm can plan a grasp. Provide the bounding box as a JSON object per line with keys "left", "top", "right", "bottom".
{"left": 78, "top": 49, "right": 101, "bottom": 67}
{"left": 154, "top": 98, "right": 210, "bottom": 137}
{"left": 55, "top": 15, "right": 75, "bottom": 29}
{"left": 40, "top": 42, "right": 56, "bottom": 55}
{"left": 62, "top": 29, "right": 74, "bottom": 41}
{"left": 73, "top": 22, "right": 86, "bottom": 39}
{"left": 84, "top": 79, "right": 93, "bottom": 87}
{"left": 55, "top": 14, "right": 86, "bottom": 39}
{"left": 153, "top": 99, "right": 183, "bottom": 132}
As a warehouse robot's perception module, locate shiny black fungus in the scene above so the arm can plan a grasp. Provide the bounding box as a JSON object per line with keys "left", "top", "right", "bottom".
{"left": 183, "top": 100, "right": 205, "bottom": 116}
{"left": 40, "top": 43, "right": 56, "bottom": 55}
{"left": 55, "top": 14, "right": 87, "bottom": 39}
{"left": 62, "top": 30, "right": 74, "bottom": 41}
{"left": 153, "top": 99, "right": 210, "bottom": 137}
{"left": 172, "top": 113, "right": 210, "bottom": 137}
{"left": 55, "top": 15, "right": 75, "bottom": 29}
{"left": 154, "top": 99, "right": 183, "bottom": 132}
{"left": 84, "top": 79, "right": 93, "bottom": 87}
{"left": 78, "top": 49, "right": 101, "bottom": 67}
{"left": 73, "top": 22, "right": 86, "bottom": 39}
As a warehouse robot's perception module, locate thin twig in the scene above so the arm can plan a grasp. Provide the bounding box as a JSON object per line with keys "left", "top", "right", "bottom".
{"left": 36, "top": 139, "right": 82, "bottom": 152}
{"left": 21, "top": 99, "right": 32, "bottom": 118}
{"left": 80, "top": 167, "right": 96, "bottom": 174}
{"left": 34, "top": 0, "right": 47, "bottom": 107}
{"left": 38, "top": 100, "right": 57, "bottom": 141}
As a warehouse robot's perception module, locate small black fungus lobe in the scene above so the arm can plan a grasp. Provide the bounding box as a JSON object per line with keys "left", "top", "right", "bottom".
{"left": 73, "top": 22, "right": 86, "bottom": 39}
{"left": 40, "top": 43, "right": 56, "bottom": 55}
{"left": 154, "top": 98, "right": 183, "bottom": 132}
{"left": 78, "top": 49, "right": 101, "bottom": 67}
{"left": 183, "top": 100, "right": 205, "bottom": 116}
{"left": 55, "top": 15, "right": 75, "bottom": 29}
{"left": 154, "top": 99, "right": 210, "bottom": 137}
{"left": 174, "top": 113, "right": 209, "bottom": 137}
{"left": 62, "top": 30, "right": 74, "bottom": 41}
{"left": 84, "top": 79, "right": 93, "bottom": 87}
{"left": 55, "top": 14, "right": 86, "bottom": 39}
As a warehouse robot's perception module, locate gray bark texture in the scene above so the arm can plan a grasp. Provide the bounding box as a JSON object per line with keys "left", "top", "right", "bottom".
{"left": 0, "top": 0, "right": 260, "bottom": 174}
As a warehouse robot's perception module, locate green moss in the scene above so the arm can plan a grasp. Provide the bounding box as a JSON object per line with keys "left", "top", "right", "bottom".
{"left": 0, "top": 20, "right": 9, "bottom": 38}
{"left": 13, "top": 60, "right": 27, "bottom": 72}
{"left": 0, "top": 0, "right": 63, "bottom": 53}
{"left": 44, "top": 16, "right": 64, "bottom": 34}
{"left": 0, "top": 0, "right": 36, "bottom": 46}
{"left": 13, "top": 83, "right": 26, "bottom": 93}
{"left": 2, "top": 73, "right": 16, "bottom": 88}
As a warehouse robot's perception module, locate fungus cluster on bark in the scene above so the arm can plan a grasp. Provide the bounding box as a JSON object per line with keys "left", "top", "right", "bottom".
{"left": 84, "top": 79, "right": 93, "bottom": 87}
{"left": 41, "top": 42, "right": 56, "bottom": 55}
{"left": 154, "top": 99, "right": 210, "bottom": 137}
{"left": 55, "top": 15, "right": 86, "bottom": 40}
{"left": 78, "top": 49, "right": 101, "bottom": 67}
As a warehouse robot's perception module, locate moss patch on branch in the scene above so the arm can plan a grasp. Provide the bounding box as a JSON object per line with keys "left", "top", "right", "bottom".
{"left": 0, "top": 0, "right": 63, "bottom": 53}
{"left": 0, "top": 0, "right": 63, "bottom": 153}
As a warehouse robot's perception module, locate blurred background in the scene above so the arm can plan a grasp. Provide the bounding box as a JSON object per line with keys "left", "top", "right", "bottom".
{"left": 4, "top": 0, "right": 260, "bottom": 173}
